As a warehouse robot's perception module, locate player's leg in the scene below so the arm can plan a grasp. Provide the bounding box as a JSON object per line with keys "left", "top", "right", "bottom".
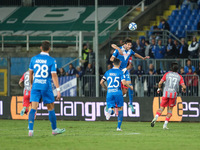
{"left": 125, "top": 71, "right": 134, "bottom": 112}
{"left": 43, "top": 90, "right": 65, "bottom": 135}
{"left": 163, "top": 98, "right": 176, "bottom": 129}
{"left": 106, "top": 95, "right": 115, "bottom": 120}
{"left": 163, "top": 107, "right": 173, "bottom": 129}
{"left": 116, "top": 94, "right": 124, "bottom": 131}
{"left": 151, "top": 97, "right": 168, "bottom": 127}
{"left": 21, "top": 90, "right": 29, "bottom": 116}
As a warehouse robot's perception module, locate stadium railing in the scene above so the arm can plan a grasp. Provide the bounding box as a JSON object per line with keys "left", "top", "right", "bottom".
{"left": 81, "top": 74, "right": 200, "bottom": 97}
{"left": 185, "top": 30, "right": 200, "bottom": 42}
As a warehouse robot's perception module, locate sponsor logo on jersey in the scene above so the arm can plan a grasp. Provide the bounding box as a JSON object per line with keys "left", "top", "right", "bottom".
{"left": 34, "top": 79, "right": 47, "bottom": 84}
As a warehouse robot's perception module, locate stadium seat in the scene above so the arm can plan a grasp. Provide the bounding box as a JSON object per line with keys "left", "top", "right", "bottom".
{"left": 176, "top": 15, "right": 183, "bottom": 21}
{"left": 191, "top": 25, "right": 197, "bottom": 30}
{"left": 180, "top": 21, "right": 187, "bottom": 26}
{"left": 168, "top": 20, "right": 173, "bottom": 26}
{"left": 192, "top": 9, "right": 198, "bottom": 16}
{"left": 181, "top": 4, "right": 188, "bottom": 10}
{"left": 178, "top": 10, "right": 185, "bottom": 16}
{"left": 173, "top": 20, "right": 181, "bottom": 26}
{"left": 190, "top": 14, "right": 197, "bottom": 20}
{"left": 185, "top": 25, "right": 192, "bottom": 31}
{"left": 171, "top": 10, "right": 178, "bottom": 17}
{"left": 178, "top": 25, "right": 185, "bottom": 31}
{"left": 175, "top": 30, "right": 182, "bottom": 37}
{"left": 185, "top": 10, "right": 191, "bottom": 16}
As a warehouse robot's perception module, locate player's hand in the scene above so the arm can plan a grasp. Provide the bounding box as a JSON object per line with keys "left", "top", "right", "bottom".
{"left": 122, "top": 68, "right": 127, "bottom": 74}
{"left": 182, "top": 88, "right": 186, "bottom": 93}
{"left": 143, "top": 56, "right": 150, "bottom": 60}
{"left": 157, "top": 88, "right": 161, "bottom": 94}
{"left": 56, "top": 91, "right": 61, "bottom": 100}
{"left": 130, "top": 86, "right": 133, "bottom": 91}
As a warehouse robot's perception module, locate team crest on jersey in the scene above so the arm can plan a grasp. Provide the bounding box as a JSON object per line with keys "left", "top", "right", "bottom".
{"left": 122, "top": 50, "right": 131, "bottom": 60}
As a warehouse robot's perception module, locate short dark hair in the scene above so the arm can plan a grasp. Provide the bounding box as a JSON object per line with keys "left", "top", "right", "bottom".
{"left": 113, "top": 58, "right": 120, "bottom": 66}
{"left": 125, "top": 39, "right": 132, "bottom": 44}
{"left": 171, "top": 63, "right": 179, "bottom": 72}
{"left": 187, "top": 58, "right": 191, "bottom": 62}
{"left": 41, "top": 41, "right": 50, "bottom": 51}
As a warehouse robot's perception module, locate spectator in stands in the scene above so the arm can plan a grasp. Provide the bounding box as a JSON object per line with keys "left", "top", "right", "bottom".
{"left": 197, "top": 20, "right": 200, "bottom": 33}
{"left": 179, "top": 67, "right": 185, "bottom": 75}
{"left": 152, "top": 26, "right": 161, "bottom": 43}
{"left": 178, "top": 38, "right": 188, "bottom": 58}
{"left": 140, "top": 38, "right": 146, "bottom": 48}
{"left": 166, "top": 38, "right": 175, "bottom": 58}
{"left": 147, "top": 69, "right": 155, "bottom": 96}
{"left": 145, "top": 41, "right": 151, "bottom": 57}
{"left": 196, "top": 62, "right": 200, "bottom": 76}
{"left": 134, "top": 65, "right": 145, "bottom": 81}
{"left": 193, "top": 71, "right": 198, "bottom": 96}
{"left": 146, "top": 63, "right": 156, "bottom": 74}
{"left": 173, "top": 40, "right": 180, "bottom": 58}
{"left": 152, "top": 39, "right": 165, "bottom": 59}
{"left": 76, "top": 66, "right": 84, "bottom": 78}
{"left": 184, "top": 59, "right": 195, "bottom": 73}
{"left": 82, "top": 43, "right": 90, "bottom": 70}
{"left": 88, "top": 49, "right": 95, "bottom": 64}
{"left": 66, "top": 63, "right": 78, "bottom": 76}
{"left": 190, "top": 0, "right": 198, "bottom": 10}
{"left": 58, "top": 68, "right": 66, "bottom": 77}
{"left": 160, "top": 19, "right": 170, "bottom": 31}
{"left": 188, "top": 36, "right": 199, "bottom": 58}
{"left": 185, "top": 68, "right": 194, "bottom": 96}
{"left": 85, "top": 63, "right": 94, "bottom": 75}
{"left": 129, "top": 63, "right": 135, "bottom": 75}
{"left": 119, "top": 39, "right": 124, "bottom": 46}
{"left": 107, "top": 49, "right": 114, "bottom": 65}
{"left": 149, "top": 38, "right": 156, "bottom": 58}
{"left": 134, "top": 39, "right": 145, "bottom": 57}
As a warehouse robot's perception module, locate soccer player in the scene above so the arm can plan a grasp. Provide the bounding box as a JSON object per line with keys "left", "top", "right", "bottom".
{"left": 100, "top": 58, "right": 133, "bottom": 131}
{"left": 19, "top": 70, "right": 31, "bottom": 116}
{"left": 28, "top": 41, "right": 65, "bottom": 136}
{"left": 110, "top": 39, "right": 149, "bottom": 112}
{"left": 151, "top": 63, "right": 186, "bottom": 129}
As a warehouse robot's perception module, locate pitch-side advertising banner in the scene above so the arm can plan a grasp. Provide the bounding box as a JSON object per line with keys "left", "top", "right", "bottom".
{"left": 0, "top": 96, "right": 200, "bottom": 121}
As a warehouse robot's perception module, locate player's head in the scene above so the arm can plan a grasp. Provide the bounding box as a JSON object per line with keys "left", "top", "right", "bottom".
{"left": 124, "top": 38, "right": 132, "bottom": 50}
{"left": 41, "top": 41, "right": 51, "bottom": 52}
{"left": 171, "top": 63, "right": 179, "bottom": 72}
{"left": 113, "top": 58, "right": 121, "bottom": 67}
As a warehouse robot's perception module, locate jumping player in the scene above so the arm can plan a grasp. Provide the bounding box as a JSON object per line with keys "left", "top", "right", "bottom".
{"left": 110, "top": 39, "right": 149, "bottom": 112}
{"left": 100, "top": 58, "right": 133, "bottom": 131}
{"left": 28, "top": 41, "right": 65, "bottom": 136}
{"left": 19, "top": 70, "right": 31, "bottom": 116}
{"left": 151, "top": 63, "right": 186, "bottom": 129}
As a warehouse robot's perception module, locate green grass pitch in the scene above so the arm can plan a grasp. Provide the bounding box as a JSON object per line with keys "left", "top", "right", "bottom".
{"left": 0, "top": 120, "right": 200, "bottom": 150}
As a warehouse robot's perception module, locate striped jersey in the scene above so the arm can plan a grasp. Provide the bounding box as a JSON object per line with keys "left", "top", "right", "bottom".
{"left": 161, "top": 71, "right": 185, "bottom": 98}
{"left": 20, "top": 71, "right": 31, "bottom": 92}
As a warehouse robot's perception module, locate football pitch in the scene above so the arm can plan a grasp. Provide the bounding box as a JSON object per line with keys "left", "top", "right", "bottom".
{"left": 0, "top": 120, "right": 200, "bottom": 150}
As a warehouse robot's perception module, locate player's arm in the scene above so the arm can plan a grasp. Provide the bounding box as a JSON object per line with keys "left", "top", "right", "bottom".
{"left": 19, "top": 74, "right": 24, "bottom": 88}
{"left": 100, "top": 79, "right": 107, "bottom": 90}
{"left": 134, "top": 53, "right": 150, "bottom": 60}
{"left": 121, "top": 80, "right": 133, "bottom": 90}
{"left": 180, "top": 75, "right": 186, "bottom": 93}
{"left": 111, "top": 44, "right": 123, "bottom": 55}
{"left": 52, "top": 73, "right": 61, "bottom": 100}
{"left": 29, "top": 70, "right": 33, "bottom": 88}
{"left": 157, "top": 80, "right": 164, "bottom": 93}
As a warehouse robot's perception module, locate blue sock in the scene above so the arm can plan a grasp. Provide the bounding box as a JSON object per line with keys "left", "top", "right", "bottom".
{"left": 28, "top": 109, "right": 36, "bottom": 130}
{"left": 117, "top": 110, "right": 123, "bottom": 129}
{"left": 49, "top": 109, "right": 57, "bottom": 130}
{"left": 128, "top": 86, "right": 133, "bottom": 105}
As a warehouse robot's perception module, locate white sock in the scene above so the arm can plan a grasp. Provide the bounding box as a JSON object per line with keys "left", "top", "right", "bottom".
{"left": 164, "top": 121, "right": 168, "bottom": 126}
{"left": 155, "top": 114, "right": 159, "bottom": 120}
{"left": 52, "top": 128, "right": 57, "bottom": 132}
{"left": 29, "top": 130, "right": 33, "bottom": 133}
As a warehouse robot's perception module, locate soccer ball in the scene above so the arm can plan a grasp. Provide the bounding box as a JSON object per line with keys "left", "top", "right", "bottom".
{"left": 128, "top": 22, "right": 137, "bottom": 31}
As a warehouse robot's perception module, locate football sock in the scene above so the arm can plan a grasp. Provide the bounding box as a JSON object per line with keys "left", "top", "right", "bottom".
{"left": 28, "top": 109, "right": 36, "bottom": 130}
{"left": 164, "top": 113, "right": 172, "bottom": 125}
{"left": 128, "top": 86, "right": 133, "bottom": 105}
{"left": 49, "top": 109, "right": 57, "bottom": 130}
{"left": 117, "top": 110, "right": 123, "bottom": 129}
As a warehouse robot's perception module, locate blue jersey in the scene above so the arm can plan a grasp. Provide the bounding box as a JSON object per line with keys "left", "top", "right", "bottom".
{"left": 102, "top": 68, "right": 125, "bottom": 94}
{"left": 112, "top": 46, "right": 135, "bottom": 70}
{"left": 29, "top": 52, "right": 57, "bottom": 91}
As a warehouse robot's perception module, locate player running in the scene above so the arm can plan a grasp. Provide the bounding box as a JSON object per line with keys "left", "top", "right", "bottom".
{"left": 110, "top": 39, "right": 149, "bottom": 112}
{"left": 19, "top": 70, "right": 31, "bottom": 116}
{"left": 100, "top": 58, "right": 133, "bottom": 131}
{"left": 28, "top": 41, "right": 65, "bottom": 136}
{"left": 151, "top": 63, "right": 186, "bottom": 129}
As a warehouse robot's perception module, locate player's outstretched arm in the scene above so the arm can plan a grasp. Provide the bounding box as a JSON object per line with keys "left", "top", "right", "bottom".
{"left": 157, "top": 80, "right": 163, "bottom": 94}
{"left": 110, "top": 55, "right": 115, "bottom": 62}
{"left": 29, "top": 70, "right": 33, "bottom": 89}
{"left": 111, "top": 44, "right": 123, "bottom": 55}
{"left": 134, "top": 53, "right": 150, "bottom": 60}
{"left": 19, "top": 79, "right": 24, "bottom": 88}
{"left": 100, "top": 79, "right": 107, "bottom": 91}
{"left": 52, "top": 73, "right": 61, "bottom": 100}
{"left": 122, "top": 80, "right": 133, "bottom": 90}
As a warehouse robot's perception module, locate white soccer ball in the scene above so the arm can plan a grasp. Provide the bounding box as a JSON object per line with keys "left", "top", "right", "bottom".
{"left": 128, "top": 22, "right": 137, "bottom": 31}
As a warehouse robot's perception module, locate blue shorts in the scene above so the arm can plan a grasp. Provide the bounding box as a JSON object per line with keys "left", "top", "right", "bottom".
{"left": 106, "top": 92, "right": 124, "bottom": 108}
{"left": 124, "top": 71, "right": 131, "bottom": 81}
{"left": 30, "top": 89, "right": 55, "bottom": 104}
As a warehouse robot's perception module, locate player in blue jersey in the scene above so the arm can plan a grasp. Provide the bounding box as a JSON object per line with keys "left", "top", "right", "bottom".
{"left": 100, "top": 58, "right": 133, "bottom": 131}
{"left": 28, "top": 41, "right": 65, "bottom": 136}
{"left": 110, "top": 39, "right": 149, "bottom": 112}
